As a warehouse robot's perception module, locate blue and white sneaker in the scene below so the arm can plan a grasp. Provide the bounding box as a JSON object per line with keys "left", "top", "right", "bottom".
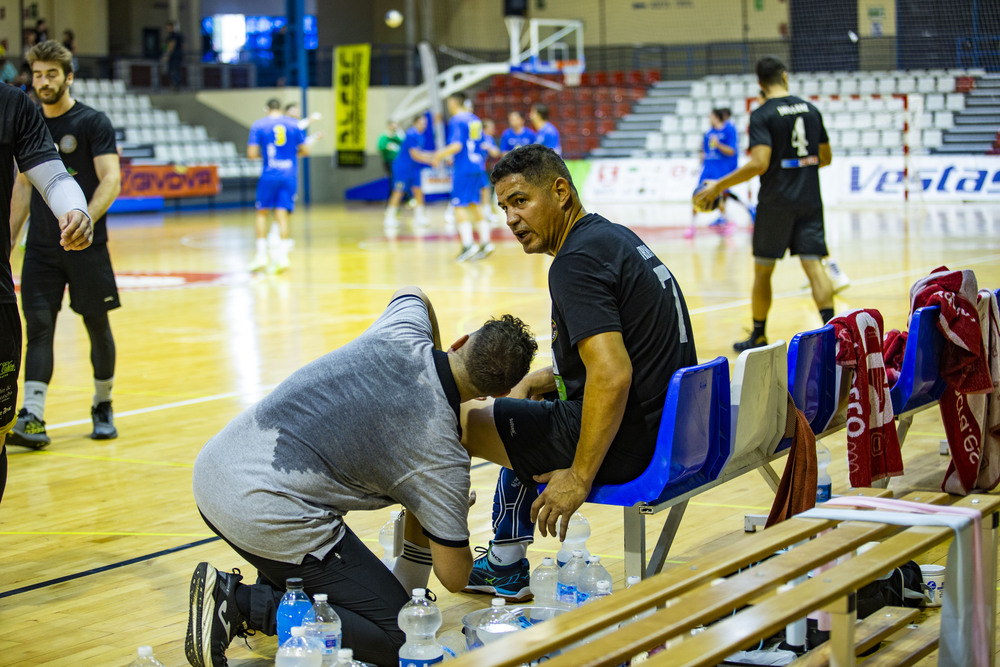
{"left": 463, "top": 546, "right": 532, "bottom": 602}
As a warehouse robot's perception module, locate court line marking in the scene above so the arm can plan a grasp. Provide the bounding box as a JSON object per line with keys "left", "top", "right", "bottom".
{"left": 0, "top": 531, "right": 214, "bottom": 537}
{"left": 0, "top": 536, "right": 220, "bottom": 599}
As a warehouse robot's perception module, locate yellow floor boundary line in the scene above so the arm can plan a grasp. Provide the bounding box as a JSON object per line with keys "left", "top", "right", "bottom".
{"left": 32, "top": 450, "right": 194, "bottom": 468}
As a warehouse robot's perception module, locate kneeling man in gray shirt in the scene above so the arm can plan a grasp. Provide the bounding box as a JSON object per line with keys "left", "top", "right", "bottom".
{"left": 185, "top": 287, "right": 537, "bottom": 667}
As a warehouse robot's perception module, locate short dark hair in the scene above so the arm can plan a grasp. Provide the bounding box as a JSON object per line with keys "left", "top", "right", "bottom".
{"left": 711, "top": 107, "right": 731, "bottom": 122}
{"left": 266, "top": 98, "right": 281, "bottom": 110}
{"left": 466, "top": 315, "right": 538, "bottom": 396}
{"left": 531, "top": 104, "right": 549, "bottom": 120}
{"left": 489, "top": 143, "right": 576, "bottom": 193}
{"left": 284, "top": 102, "right": 299, "bottom": 113}
{"left": 756, "top": 56, "right": 787, "bottom": 88}
{"left": 27, "top": 40, "right": 73, "bottom": 76}
{"left": 448, "top": 91, "right": 467, "bottom": 105}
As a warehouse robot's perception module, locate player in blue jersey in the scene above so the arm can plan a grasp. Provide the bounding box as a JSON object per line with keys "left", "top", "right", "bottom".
{"left": 434, "top": 93, "right": 493, "bottom": 262}
{"left": 247, "top": 98, "right": 308, "bottom": 273}
{"left": 529, "top": 104, "right": 561, "bottom": 155}
{"left": 687, "top": 108, "right": 739, "bottom": 238}
{"left": 384, "top": 114, "right": 435, "bottom": 237}
{"left": 499, "top": 111, "right": 535, "bottom": 154}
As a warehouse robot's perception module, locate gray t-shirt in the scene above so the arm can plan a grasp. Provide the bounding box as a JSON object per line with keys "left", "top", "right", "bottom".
{"left": 193, "top": 295, "right": 471, "bottom": 564}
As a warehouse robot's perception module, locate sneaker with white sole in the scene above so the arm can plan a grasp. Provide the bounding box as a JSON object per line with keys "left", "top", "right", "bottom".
{"left": 463, "top": 546, "right": 532, "bottom": 602}
{"left": 456, "top": 245, "right": 479, "bottom": 263}
{"left": 185, "top": 562, "right": 247, "bottom": 667}
{"left": 248, "top": 253, "right": 268, "bottom": 272}
{"left": 474, "top": 242, "right": 495, "bottom": 259}
{"left": 6, "top": 408, "right": 50, "bottom": 449}
{"left": 90, "top": 401, "right": 118, "bottom": 440}
{"left": 827, "top": 260, "right": 851, "bottom": 293}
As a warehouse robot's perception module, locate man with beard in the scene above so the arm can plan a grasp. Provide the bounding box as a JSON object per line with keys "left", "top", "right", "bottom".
{"left": 8, "top": 40, "right": 121, "bottom": 449}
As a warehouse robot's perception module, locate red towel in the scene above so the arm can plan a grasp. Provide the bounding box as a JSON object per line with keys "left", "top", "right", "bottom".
{"left": 830, "top": 308, "right": 904, "bottom": 487}
{"left": 883, "top": 328, "right": 907, "bottom": 387}
{"left": 766, "top": 393, "right": 817, "bottom": 527}
{"left": 910, "top": 266, "right": 992, "bottom": 394}
{"left": 942, "top": 290, "right": 1000, "bottom": 495}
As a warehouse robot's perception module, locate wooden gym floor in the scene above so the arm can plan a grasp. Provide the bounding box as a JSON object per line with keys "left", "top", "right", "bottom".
{"left": 2, "top": 200, "right": 999, "bottom": 665}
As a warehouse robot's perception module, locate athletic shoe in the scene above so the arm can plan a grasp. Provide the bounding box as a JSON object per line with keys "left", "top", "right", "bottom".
{"left": 683, "top": 226, "right": 696, "bottom": 239}
{"left": 827, "top": 260, "right": 851, "bottom": 293}
{"left": 186, "top": 562, "right": 246, "bottom": 667}
{"left": 463, "top": 546, "right": 533, "bottom": 602}
{"left": 456, "top": 245, "right": 479, "bottom": 263}
{"left": 269, "top": 255, "right": 290, "bottom": 274}
{"left": 748, "top": 205, "right": 757, "bottom": 224}
{"left": 90, "top": 401, "right": 118, "bottom": 440}
{"left": 6, "top": 408, "right": 50, "bottom": 449}
{"left": 733, "top": 333, "right": 768, "bottom": 352}
{"left": 248, "top": 253, "right": 268, "bottom": 272}
{"left": 708, "top": 216, "right": 728, "bottom": 228}
{"left": 474, "top": 242, "right": 495, "bottom": 260}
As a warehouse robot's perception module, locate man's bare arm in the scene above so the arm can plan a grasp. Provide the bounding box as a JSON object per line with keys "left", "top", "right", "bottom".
{"left": 10, "top": 173, "right": 31, "bottom": 249}
{"left": 88, "top": 153, "right": 122, "bottom": 222}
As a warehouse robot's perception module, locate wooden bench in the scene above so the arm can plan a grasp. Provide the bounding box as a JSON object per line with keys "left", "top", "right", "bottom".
{"left": 448, "top": 491, "right": 1000, "bottom": 667}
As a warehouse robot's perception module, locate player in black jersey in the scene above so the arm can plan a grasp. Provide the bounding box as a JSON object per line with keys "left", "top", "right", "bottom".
{"left": 8, "top": 40, "right": 121, "bottom": 449}
{"left": 0, "top": 81, "right": 93, "bottom": 501}
{"left": 460, "top": 145, "right": 698, "bottom": 600}
{"left": 695, "top": 56, "right": 835, "bottom": 352}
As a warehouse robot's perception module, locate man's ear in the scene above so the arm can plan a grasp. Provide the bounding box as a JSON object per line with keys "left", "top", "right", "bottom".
{"left": 448, "top": 334, "right": 470, "bottom": 352}
{"left": 553, "top": 177, "right": 572, "bottom": 207}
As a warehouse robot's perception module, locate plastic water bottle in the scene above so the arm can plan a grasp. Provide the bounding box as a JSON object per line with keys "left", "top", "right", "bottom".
{"left": 438, "top": 630, "right": 468, "bottom": 659}
{"left": 275, "top": 626, "right": 322, "bottom": 666}
{"left": 476, "top": 598, "right": 521, "bottom": 645}
{"left": 816, "top": 443, "right": 832, "bottom": 503}
{"left": 529, "top": 557, "right": 560, "bottom": 606}
{"left": 592, "top": 580, "right": 612, "bottom": 600}
{"left": 380, "top": 511, "right": 400, "bottom": 569}
{"left": 303, "top": 593, "right": 342, "bottom": 665}
{"left": 398, "top": 588, "right": 444, "bottom": 666}
{"left": 277, "top": 578, "right": 314, "bottom": 646}
{"left": 556, "top": 550, "right": 587, "bottom": 607}
{"left": 576, "top": 555, "right": 613, "bottom": 605}
{"left": 334, "top": 648, "right": 364, "bottom": 666}
{"left": 556, "top": 513, "right": 591, "bottom": 566}
{"left": 127, "top": 646, "right": 165, "bottom": 666}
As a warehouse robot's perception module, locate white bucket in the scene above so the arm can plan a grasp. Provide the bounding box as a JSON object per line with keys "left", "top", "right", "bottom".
{"left": 920, "top": 564, "right": 946, "bottom": 607}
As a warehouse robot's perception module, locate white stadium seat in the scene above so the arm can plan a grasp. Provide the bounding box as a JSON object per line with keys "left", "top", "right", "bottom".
{"left": 896, "top": 77, "right": 917, "bottom": 94}
{"left": 665, "top": 134, "right": 683, "bottom": 152}
{"left": 861, "top": 130, "right": 881, "bottom": 149}
{"left": 876, "top": 76, "right": 897, "bottom": 95}
{"left": 873, "top": 112, "right": 894, "bottom": 129}
{"left": 880, "top": 130, "right": 903, "bottom": 149}
{"left": 690, "top": 81, "right": 709, "bottom": 98}
{"left": 922, "top": 128, "right": 943, "bottom": 148}
{"left": 839, "top": 77, "right": 859, "bottom": 95}
{"left": 801, "top": 79, "right": 820, "bottom": 96}
{"left": 820, "top": 79, "right": 839, "bottom": 96}
{"left": 683, "top": 133, "right": 702, "bottom": 151}
{"left": 925, "top": 94, "right": 945, "bottom": 111}
{"left": 645, "top": 133, "right": 664, "bottom": 151}
{"left": 936, "top": 76, "right": 956, "bottom": 93}
{"left": 675, "top": 99, "right": 694, "bottom": 115}
{"left": 917, "top": 76, "right": 937, "bottom": 94}
{"left": 661, "top": 116, "right": 679, "bottom": 133}
{"left": 946, "top": 93, "right": 965, "bottom": 111}
{"left": 840, "top": 129, "right": 861, "bottom": 148}
{"left": 933, "top": 111, "right": 954, "bottom": 129}
{"left": 708, "top": 82, "right": 727, "bottom": 98}
{"left": 858, "top": 76, "right": 878, "bottom": 95}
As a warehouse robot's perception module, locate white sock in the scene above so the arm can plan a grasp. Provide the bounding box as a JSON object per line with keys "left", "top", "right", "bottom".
{"left": 94, "top": 377, "right": 113, "bottom": 406}
{"left": 458, "top": 221, "right": 475, "bottom": 248}
{"left": 392, "top": 540, "right": 433, "bottom": 591}
{"left": 22, "top": 381, "right": 48, "bottom": 419}
{"left": 488, "top": 542, "right": 528, "bottom": 567}
{"left": 255, "top": 238, "right": 267, "bottom": 255}
{"left": 414, "top": 204, "right": 426, "bottom": 220}
{"left": 478, "top": 220, "right": 492, "bottom": 245}
{"left": 385, "top": 204, "right": 398, "bottom": 221}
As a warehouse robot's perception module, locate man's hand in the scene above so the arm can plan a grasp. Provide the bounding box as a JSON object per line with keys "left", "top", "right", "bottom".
{"left": 692, "top": 179, "right": 722, "bottom": 210}
{"left": 59, "top": 209, "right": 93, "bottom": 250}
{"left": 531, "top": 468, "right": 590, "bottom": 540}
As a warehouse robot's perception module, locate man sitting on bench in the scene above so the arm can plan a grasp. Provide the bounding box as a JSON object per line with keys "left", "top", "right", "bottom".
{"left": 462, "top": 145, "right": 699, "bottom": 600}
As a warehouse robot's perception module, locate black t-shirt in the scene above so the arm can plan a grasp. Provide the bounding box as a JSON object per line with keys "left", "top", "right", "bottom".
{"left": 168, "top": 31, "right": 185, "bottom": 63}
{"left": 749, "top": 95, "right": 829, "bottom": 206}
{"left": 28, "top": 101, "right": 117, "bottom": 250}
{"left": 0, "top": 85, "right": 60, "bottom": 303}
{"left": 549, "top": 213, "right": 698, "bottom": 455}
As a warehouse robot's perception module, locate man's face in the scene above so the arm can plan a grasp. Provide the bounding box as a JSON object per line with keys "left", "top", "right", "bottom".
{"left": 496, "top": 173, "right": 564, "bottom": 256}
{"left": 413, "top": 116, "right": 427, "bottom": 133}
{"left": 529, "top": 109, "right": 542, "bottom": 128}
{"left": 509, "top": 112, "right": 523, "bottom": 130}
{"left": 32, "top": 60, "right": 71, "bottom": 105}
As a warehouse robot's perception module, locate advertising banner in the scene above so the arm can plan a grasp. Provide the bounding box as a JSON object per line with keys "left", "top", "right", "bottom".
{"left": 334, "top": 43, "right": 371, "bottom": 167}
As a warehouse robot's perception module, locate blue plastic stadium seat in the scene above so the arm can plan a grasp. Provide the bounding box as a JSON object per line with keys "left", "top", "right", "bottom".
{"left": 586, "top": 356, "right": 731, "bottom": 507}
{"left": 786, "top": 324, "right": 838, "bottom": 437}
{"left": 889, "top": 306, "right": 947, "bottom": 415}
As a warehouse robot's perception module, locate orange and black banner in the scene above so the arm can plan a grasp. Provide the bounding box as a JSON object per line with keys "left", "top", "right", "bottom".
{"left": 120, "top": 164, "right": 220, "bottom": 198}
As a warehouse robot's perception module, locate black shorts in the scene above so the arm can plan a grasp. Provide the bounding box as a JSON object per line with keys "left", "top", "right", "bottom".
{"left": 492, "top": 397, "right": 655, "bottom": 487}
{"left": 753, "top": 200, "right": 828, "bottom": 260}
{"left": 20, "top": 245, "right": 120, "bottom": 316}
{"left": 0, "top": 302, "right": 22, "bottom": 431}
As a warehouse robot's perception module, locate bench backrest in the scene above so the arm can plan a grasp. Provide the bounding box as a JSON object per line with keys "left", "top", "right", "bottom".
{"left": 725, "top": 340, "right": 788, "bottom": 472}
{"left": 889, "top": 305, "right": 947, "bottom": 415}
{"left": 787, "top": 324, "right": 838, "bottom": 436}
{"left": 587, "top": 356, "right": 730, "bottom": 506}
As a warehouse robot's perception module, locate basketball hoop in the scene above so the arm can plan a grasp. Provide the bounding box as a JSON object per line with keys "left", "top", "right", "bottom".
{"left": 563, "top": 63, "right": 583, "bottom": 87}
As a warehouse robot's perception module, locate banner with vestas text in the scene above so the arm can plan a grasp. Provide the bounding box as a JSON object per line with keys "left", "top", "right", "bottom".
{"left": 334, "top": 43, "right": 370, "bottom": 167}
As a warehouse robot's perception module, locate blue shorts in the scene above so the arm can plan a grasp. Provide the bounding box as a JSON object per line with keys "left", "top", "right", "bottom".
{"left": 392, "top": 163, "right": 421, "bottom": 192}
{"left": 451, "top": 171, "right": 485, "bottom": 207}
{"left": 256, "top": 176, "right": 297, "bottom": 212}
{"left": 699, "top": 162, "right": 732, "bottom": 183}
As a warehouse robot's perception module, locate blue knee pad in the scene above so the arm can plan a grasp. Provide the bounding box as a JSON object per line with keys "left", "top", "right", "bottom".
{"left": 491, "top": 468, "right": 537, "bottom": 544}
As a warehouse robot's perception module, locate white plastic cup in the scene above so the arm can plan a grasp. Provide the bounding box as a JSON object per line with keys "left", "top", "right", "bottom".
{"left": 920, "top": 564, "right": 946, "bottom": 606}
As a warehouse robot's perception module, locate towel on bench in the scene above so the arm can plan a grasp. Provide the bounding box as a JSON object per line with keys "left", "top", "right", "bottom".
{"left": 882, "top": 328, "right": 907, "bottom": 387}
{"left": 942, "top": 289, "right": 1000, "bottom": 495}
{"left": 830, "top": 308, "right": 903, "bottom": 487}
{"left": 766, "top": 393, "right": 817, "bottom": 527}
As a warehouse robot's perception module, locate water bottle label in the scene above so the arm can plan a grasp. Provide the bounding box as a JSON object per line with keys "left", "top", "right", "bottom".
{"left": 816, "top": 483, "right": 832, "bottom": 503}
{"left": 322, "top": 633, "right": 339, "bottom": 653}
{"left": 399, "top": 656, "right": 443, "bottom": 667}
{"left": 576, "top": 590, "right": 590, "bottom": 604}
{"left": 556, "top": 582, "right": 577, "bottom": 604}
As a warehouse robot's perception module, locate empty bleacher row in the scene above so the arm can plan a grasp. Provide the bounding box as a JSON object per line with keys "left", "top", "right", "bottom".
{"left": 73, "top": 78, "right": 260, "bottom": 180}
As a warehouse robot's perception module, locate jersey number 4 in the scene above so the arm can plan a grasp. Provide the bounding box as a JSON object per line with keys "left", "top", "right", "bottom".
{"left": 791, "top": 117, "right": 808, "bottom": 157}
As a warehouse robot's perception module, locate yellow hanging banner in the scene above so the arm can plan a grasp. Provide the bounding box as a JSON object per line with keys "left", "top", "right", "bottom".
{"left": 334, "top": 43, "right": 370, "bottom": 167}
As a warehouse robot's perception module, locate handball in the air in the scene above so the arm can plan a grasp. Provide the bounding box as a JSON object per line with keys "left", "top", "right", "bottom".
{"left": 385, "top": 10, "right": 404, "bottom": 28}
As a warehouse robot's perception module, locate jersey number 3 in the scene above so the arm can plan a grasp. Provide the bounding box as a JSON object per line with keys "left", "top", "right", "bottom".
{"left": 273, "top": 124, "right": 287, "bottom": 147}
{"left": 791, "top": 116, "right": 808, "bottom": 157}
